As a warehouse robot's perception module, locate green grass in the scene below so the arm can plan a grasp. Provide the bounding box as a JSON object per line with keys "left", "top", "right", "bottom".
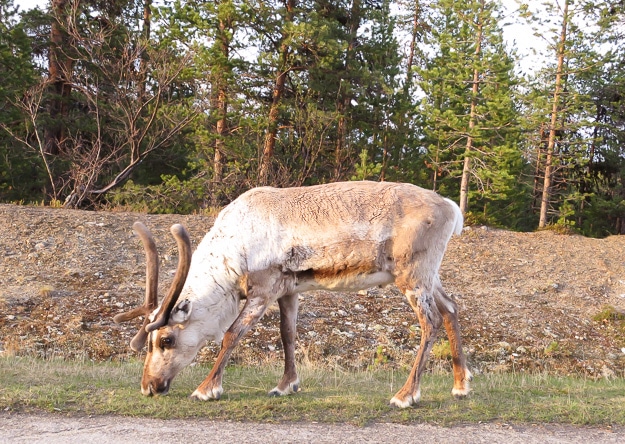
{"left": 1, "top": 356, "right": 624, "bottom": 426}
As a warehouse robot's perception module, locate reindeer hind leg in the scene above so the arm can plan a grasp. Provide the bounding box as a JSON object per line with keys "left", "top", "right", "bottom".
{"left": 269, "top": 292, "right": 300, "bottom": 396}
{"left": 434, "top": 283, "right": 472, "bottom": 398}
{"left": 390, "top": 286, "right": 442, "bottom": 408}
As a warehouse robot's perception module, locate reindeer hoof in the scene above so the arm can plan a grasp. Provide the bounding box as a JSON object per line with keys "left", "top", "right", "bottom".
{"left": 389, "top": 388, "right": 420, "bottom": 409}
{"left": 389, "top": 396, "right": 413, "bottom": 409}
{"left": 190, "top": 387, "right": 222, "bottom": 401}
{"left": 452, "top": 390, "right": 469, "bottom": 399}
{"left": 452, "top": 384, "right": 471, "bottom": 399}
{"left": 452, "top": 369, "right": 473, "bottom": 398}
{"left": 268, "top": 381, "right": 300, "bottom": 397}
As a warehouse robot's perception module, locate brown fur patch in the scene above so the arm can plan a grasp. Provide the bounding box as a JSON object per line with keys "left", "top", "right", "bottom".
{"left": 310, "top": 261, "right": 379, "bottom": 281}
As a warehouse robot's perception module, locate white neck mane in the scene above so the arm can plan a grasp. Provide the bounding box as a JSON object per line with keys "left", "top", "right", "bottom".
{"left": 180, "top": 225, "right": 245, "bottom": 343}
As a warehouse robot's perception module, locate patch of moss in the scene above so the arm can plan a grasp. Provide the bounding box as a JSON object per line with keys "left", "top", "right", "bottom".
{"left": 592, "top": 305, "right": 625, "bottom": 323}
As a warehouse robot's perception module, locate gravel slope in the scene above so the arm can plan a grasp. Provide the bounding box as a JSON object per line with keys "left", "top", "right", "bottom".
{"left": 1, "top": 203, "right": 624, "bottom": 376}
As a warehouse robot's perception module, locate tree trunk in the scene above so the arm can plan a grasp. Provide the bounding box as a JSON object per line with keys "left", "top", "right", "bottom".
{"left": 459, "top": 0, "right": 484, "bottom": 215}
{"left": 213, "top": 11, "right": 231, "bottom": 193}
{"left": 382, "top": 0, "right": 424, "bottom": 181}
{"left": 138, "top": 0, "right": 151, "bottom": 102}
{"left": 432, "top": 139, "right": 440, "bottom": 191}
{"left": 334, "top": 0, "right": 361, "bottom": 181}
{"left": 213, "top": 89, "right": 227, "bottom": 185}
{"left": 405, "top": 0, "right": 422, "bottom": 90}
{"left": 532, "top": 124, "right": 547, "bottom": 213}
{"left": 44, "top": 0, "right": 73, "bottom": 157}
{"left": 258, "top": 0, "right": 295, "bottom": 186}
{"left": 133, "top": 0, "right": 151, "bottom": 163}
{"left": 539, "top": 0, "right": 569, "bottom": 228}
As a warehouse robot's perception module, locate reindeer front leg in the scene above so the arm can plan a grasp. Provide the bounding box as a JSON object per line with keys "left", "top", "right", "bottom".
{"left": 191, "top": 269, "right": 290, "bottom": 401}
{"left": 191, "top": 296, "right": 268, "bottom": 400}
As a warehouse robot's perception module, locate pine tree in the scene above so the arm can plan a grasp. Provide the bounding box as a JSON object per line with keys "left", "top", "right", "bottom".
{"left": 416, "top": 0, "right": 524, "bottom": 225}
{"left": 258, "top": 0, "right": 296, "bottom": 185}
{"left": 520, "top": 0, "right": 625, "bottom": 234}
{"left": 571, "top": 1, "right": 625, "bottom": 235}
{"left": 0, "top": 0, "right": 40, "bottom": 202}
{"left": 538, "top": 0, "right": 570, "bottom": 228}
{"left": 382, "top": 0, "right": 427, "bottom": 183}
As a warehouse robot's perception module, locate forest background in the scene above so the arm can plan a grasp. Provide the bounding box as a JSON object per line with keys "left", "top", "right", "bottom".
{"left": 1, "top": 0, "right": 624, "bottom": 237}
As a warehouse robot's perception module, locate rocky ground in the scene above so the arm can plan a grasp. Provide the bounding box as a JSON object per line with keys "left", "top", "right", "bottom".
{"left": 1, "top": 203, "right": 625, "bottom": 378}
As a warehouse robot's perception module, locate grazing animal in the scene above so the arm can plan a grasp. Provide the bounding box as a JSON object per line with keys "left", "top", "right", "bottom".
{"left": 114, "top": 181, "right": 471, "bottom": 408}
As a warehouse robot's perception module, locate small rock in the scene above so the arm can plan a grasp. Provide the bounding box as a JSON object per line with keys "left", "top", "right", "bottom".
{"left": 498, "top": 341, "right": 511, "bottom": 351}
{"left": 601, "top": 365, "right": 615, "bottom": 379}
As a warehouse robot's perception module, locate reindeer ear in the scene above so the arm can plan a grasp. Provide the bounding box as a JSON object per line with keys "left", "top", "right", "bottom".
{"left": 170, "top": 299, "right": 192, "bottom": 324}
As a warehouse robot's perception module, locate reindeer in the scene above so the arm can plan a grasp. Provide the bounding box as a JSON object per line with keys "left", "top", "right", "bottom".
{"left": 114, "top": 181, "right": 471, "bottom": 408}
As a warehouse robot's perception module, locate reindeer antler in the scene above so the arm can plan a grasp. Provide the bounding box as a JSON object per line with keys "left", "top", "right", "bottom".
{"left": 114, "top": 222, "right": 192, "bottom": 352}
{"left": 114, "top": 222, "right": 160, "bottom": 351}
{"left": 145, "top": 224, "right": 192, "bottom": 332}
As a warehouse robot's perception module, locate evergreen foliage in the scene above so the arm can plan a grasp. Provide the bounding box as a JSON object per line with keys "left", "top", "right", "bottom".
{"left": 0, "top": 0, "right": 41, "bottom": 201}
{"left": 415, "top": 0, "right": 529, "bottom": 228}
{"left": 0, "top": 0, "right": 624, "bottom": 237}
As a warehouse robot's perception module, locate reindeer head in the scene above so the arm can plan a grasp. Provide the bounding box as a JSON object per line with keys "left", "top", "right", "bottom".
{"left": 114, "top": 222, "right": 199, "bottom": 396}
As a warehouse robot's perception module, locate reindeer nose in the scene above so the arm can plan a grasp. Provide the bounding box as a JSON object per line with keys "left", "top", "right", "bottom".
{"left": 141, "top": 383, "right": 153, "bottom": 397}
{"left": 150, "top": 380, "right": 170, "bottom": 396}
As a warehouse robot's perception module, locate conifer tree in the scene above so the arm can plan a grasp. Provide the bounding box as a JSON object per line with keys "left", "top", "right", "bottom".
{"left": 416, "top": 0, "right": 524, "bottom": 225}
{"left": 0, "top": 0, "right": 40, "bottom": 201}
{"left": 520, "top": 0, "right": 625, "bottom": 233}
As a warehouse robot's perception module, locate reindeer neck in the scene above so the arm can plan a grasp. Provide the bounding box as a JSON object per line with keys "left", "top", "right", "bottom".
{"left": 179, "top": 229, "right": 244, "bottom": 342}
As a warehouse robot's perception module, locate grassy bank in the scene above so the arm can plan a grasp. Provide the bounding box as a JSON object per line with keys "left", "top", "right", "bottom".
{"left": 1, "top": 356, "right": 624, "bottom": 426}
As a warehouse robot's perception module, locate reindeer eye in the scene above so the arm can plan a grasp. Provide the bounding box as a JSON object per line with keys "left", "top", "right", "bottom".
{"left": 160, "top": 336, "right": 175, "bottom": 349}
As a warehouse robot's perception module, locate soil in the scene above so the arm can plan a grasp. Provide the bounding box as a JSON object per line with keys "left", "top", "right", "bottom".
{"left": 2, "top": 203, "right": 625, "bottom": 442}
{"left": 2, "top": 203, "right": 625, "bottom": 377}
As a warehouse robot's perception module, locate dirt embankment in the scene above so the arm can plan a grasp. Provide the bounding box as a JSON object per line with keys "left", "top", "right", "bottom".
{"left": 1, "top": 203, "right": 625, "bottom": 377}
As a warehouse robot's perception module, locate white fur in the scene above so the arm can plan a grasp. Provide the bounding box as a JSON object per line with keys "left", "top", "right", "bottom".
{"left": 452, "top": 369, "right": 473, "bottom": 397}
{"left": 269, "top": 378, "right": 300, "bottom": 396}
{"left": 390, "top": 388, "right": 421, "bottom": 408}
{"left": 445, "top": 197, "right": 464, "bottom": 235}
{"left": 191, "top": 386, "right": 223, "bottom": 401}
